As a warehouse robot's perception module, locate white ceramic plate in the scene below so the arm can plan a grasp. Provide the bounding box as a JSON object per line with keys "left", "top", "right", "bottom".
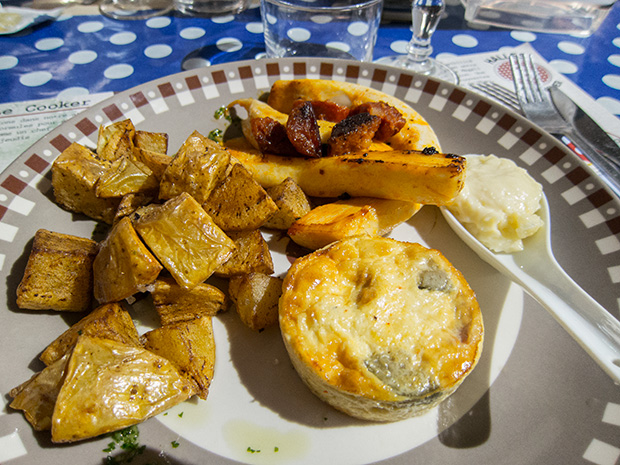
{"left": 1, "top": 58, "right": 619, "bottom": 465}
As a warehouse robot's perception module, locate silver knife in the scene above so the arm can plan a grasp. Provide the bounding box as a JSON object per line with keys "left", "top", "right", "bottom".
{"left": 548, "top": 84, "right": 620, "bottom": 196}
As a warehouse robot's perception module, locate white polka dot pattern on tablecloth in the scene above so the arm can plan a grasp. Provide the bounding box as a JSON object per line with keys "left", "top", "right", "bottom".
{"left": 451, "top": 33, "right": 478, "bottom": 48}
{"left": 35, "top": 38, "right": 64, "bottom": 51}
{"left": 180, "top": 27, "right": 206, "bottom": 39}
{"left": 146, "top": 17, "right": 171, "bottom": 28}
{"left": 558, "top": 41, "right": 585, "bottom": 55}
{"left": 110, "top": 32, "right": 137, "bottom": 45}
{"left": 19, "top": 71, "right": 52, "bottom": 87}
{"left": 144, "top": 44, "right": 172, "bottom": 59}
{"left": 216, "top": 37, "right": 243, "bottom": 52}
{"left": 104, "top": 64, "right": 134, "bottom": 80}
{"left": 0, "top": 56, "right": 18, "bottom": 70}
{"left": 69, "top": 50, "right": 97, "bottom": 65}
{"left": 287, "top": 27, "right": 311, "bottom": 42}
{"left": 77, "top": 21, "right": 104, "bottom": 33}
{"left": 246, "top": 21, "right": 263, "bottom": 33}
{"left": 549, "top": 59, "right": 578, "bottom": 74}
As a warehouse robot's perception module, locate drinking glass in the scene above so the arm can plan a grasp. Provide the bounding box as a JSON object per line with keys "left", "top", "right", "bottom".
{"left": 99, "top": 0, "right": 173, "bottom": 20}
{"left": 377, "top": 0, "right": 458, "bottom": 83}
{"left": 261, "top": 0, "right": 384, "bottom": 62}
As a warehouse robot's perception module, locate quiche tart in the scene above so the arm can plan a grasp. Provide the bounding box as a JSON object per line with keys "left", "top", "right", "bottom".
{"left": 279, "top": 236, "right": 484, "bottom": 421}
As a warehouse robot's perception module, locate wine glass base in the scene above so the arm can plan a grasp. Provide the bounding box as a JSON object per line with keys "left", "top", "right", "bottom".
{"left": 376, "top": 55, "right": 459, "bottom": 84}
{"left": 99, "top": 0, "right": 173, "bottom": 20}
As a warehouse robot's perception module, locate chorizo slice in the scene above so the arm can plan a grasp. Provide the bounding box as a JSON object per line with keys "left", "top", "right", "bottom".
{"left": 350, "top": 101, "right": 406, "bottom": 142}
{"left": 286, "top": 101, "right": 322, "bottom": 158}
{"left": 307, "top": 100, "right": 350, "bottom": 123}
{"left": 327, "top": 113, "right": 381, "bottom": 156}
{"left": 251, "top": 117, "right": 297, "bottom": 156}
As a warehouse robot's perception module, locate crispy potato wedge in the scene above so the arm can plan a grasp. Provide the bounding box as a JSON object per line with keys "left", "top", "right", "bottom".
{"left": 133, "top": 148, "right": 172, "bottom": 181}
{"left": 159, "top": 130, "right": 231, "bottom": 204}
{"left": 225, "top": 137, "right": 465, "bottom": 205}
{"left": 151, "top": 277, "right": 228, "bottom": 325}
{"left": 288, "top": 203, "right": 379, "bottom": 250}
{"left": 215, "top": 229, "right": 274, "bottom": 277}
{"left": 134, "top": 130, "right": 168, "bottom": 154}
{"left": 97, "top": 119, "right": 136, "bottom": 162}
{"left": 51, "top": 336, "right": 192, "bottom": 443}
{"left": 141, "top": 316, "right": 216, "bottom": 400}
{"left": 9, "top": 353, "right": 70, "bottom": 431}
{"left": 263, "top": 177, "right": 312, "bottom": 230}
{"left": 333, "top": 197, "right": 422, "bottom": 236}
{"left": 95, "top": 156, "right": 159, "bottom": 198}
{"left": 113, "top": 192, "right": 154, "bottom": 225}
{"left": 267, "top": 79, "right": 441, "bottom": 151}
{"left": 52, "top": 142, "right": 120, "bottom": 224}
{"left": 228, "top": 272, "right": 283, "bottom": 332}
{"left": 133, "top": 192, "right": 235, "bottom": 289}
{"left": 202, "top": 163, "right": 278, "bottom": 232}
{"left": 16, "top": 229, "right": 98, "bottom": 312}
{"left": 40, "top": 302, "right": 140, "bottom": 366}
{"left": 93, "top": 217, "right": 163, "bottom": 304}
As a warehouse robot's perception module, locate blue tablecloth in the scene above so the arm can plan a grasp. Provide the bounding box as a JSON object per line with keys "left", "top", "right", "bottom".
{"left": 1, "top": 2, "right": 619, "bottom": 115}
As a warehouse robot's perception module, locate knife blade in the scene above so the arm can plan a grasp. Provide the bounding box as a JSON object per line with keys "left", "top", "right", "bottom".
{"left": 549, "top": 84, "right": 620, "bottom": 196}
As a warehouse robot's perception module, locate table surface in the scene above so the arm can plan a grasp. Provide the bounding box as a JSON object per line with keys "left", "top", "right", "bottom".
{"left": 1, "top": 0, "right": 620, "bottom": 116}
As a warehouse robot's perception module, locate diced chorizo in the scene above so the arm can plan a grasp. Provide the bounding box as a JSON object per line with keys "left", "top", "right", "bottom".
{"left": 307, "top": 100, "right": 350, "bottom": 122}
{"left": 286, "top": 101, "right": 322, "bottom": 158}
{"left": 251, "top": 117, "right": 298, "bottom": 156}
{"left": 327, "top": 113, "right": 381, "bottom": 156}
{"left": 349, "top": 101, "right": 406, "bottom": 142}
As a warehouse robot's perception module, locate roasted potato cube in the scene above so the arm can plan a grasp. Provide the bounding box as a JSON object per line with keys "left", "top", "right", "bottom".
{"left": 93, "top": 217, "right": 163, "bottom": 304}
{"left": 134, "top": 130, "right": 168, "bottom": 154}
{"left": 141, "top": 316, "right": 216, "bottom": 400}
{"left": 113, "top": 193, "right": 154, "bottom": 225}
{"left": 95, "top": 156, "right": 159, "bottom": 198}
{"left": 132, "top": 192, "right": 235, "bottom": 289}
{"left": 16, "top": 229, "right": 98, "bottom": 311}
{"left": 51, "top": 336, "right": 192, "bottom": 443}
{"left": 40, "top": 302, "right": 140, "bottom": 366}
{"left": 215, "top": 230, "right": 274, "bottom": 277}
{"left": 52, "top": 142, "right": 120, "bottom": 224}
{"left": 151, "top": 277, "right": 228, "bottom": 325}
{"left": 97, "top": 119, "right": 135, "bottom": 162}
{"left": 328, "top": 197, "right": 421, "bottom": 236}
{"left": 9, "top": 353, "right": 70, "bottom": 431}
{"left": 288, "top": 202, "right": 379, "bottom": 250}
{"left": 263, "top": 177, "right": 312, "bottom": 230}
{"left": 228, "top": 272, "right": 283, "bottom": 332}
{"left": 133, "top": 148, "right": 172, "bottom": 181}
{"left": 202, "top": 163, "right": 278, "bottom": 232}
{"left": 159, "top": 130, "right": 231, "bottom": 204}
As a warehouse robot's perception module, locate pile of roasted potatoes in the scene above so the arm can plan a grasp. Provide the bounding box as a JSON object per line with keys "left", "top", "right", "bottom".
{"left": 9, "top": 79, "right": 467, "bottom": 444}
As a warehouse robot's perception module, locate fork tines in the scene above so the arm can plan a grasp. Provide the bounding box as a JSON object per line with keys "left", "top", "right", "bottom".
{"left": 509, "top": 53, "right": 547, "bottom": 105}
{"left": 470, "top": 81, "right": 521, "bottom": 112}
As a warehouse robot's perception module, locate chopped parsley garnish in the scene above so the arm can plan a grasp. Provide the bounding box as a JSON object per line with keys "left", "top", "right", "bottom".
{"left": 178, "top": 412, "right": 184, "bottom": 418}
{"left": 214, "top": 106, "right": 231, "bottom": 121}
{"left": 247, "top": 446, "right": 261, "bottom": 453}
{"left": 103, "top": 425, "right": 146, "bottom": 464}
{"left": 208, "top": 128, "right": 223, "bottom": 143}
{"left": 171, "top": 440, "right": 180, "bottom": 448}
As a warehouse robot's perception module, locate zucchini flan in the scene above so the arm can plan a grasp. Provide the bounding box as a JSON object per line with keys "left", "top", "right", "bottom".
{"left": 279, "top": 236, "right": 484, "bottom": 421}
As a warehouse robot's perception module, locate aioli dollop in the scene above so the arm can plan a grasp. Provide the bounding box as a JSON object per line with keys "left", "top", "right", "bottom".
{"left": 448, "top": 154, "right": 543, "bottom": 253}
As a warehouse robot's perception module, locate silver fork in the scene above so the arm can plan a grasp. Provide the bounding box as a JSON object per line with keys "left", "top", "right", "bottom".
{"left": 509, "top": 53, "right": 620, "bottom": 196}
{"left": 470, "top": 81, "right": 522, "bottom": 113}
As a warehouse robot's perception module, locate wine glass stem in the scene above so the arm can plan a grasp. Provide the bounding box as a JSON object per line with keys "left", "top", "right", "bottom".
{"left": 406, "top": 0, "right": 445, "bottom": 66}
